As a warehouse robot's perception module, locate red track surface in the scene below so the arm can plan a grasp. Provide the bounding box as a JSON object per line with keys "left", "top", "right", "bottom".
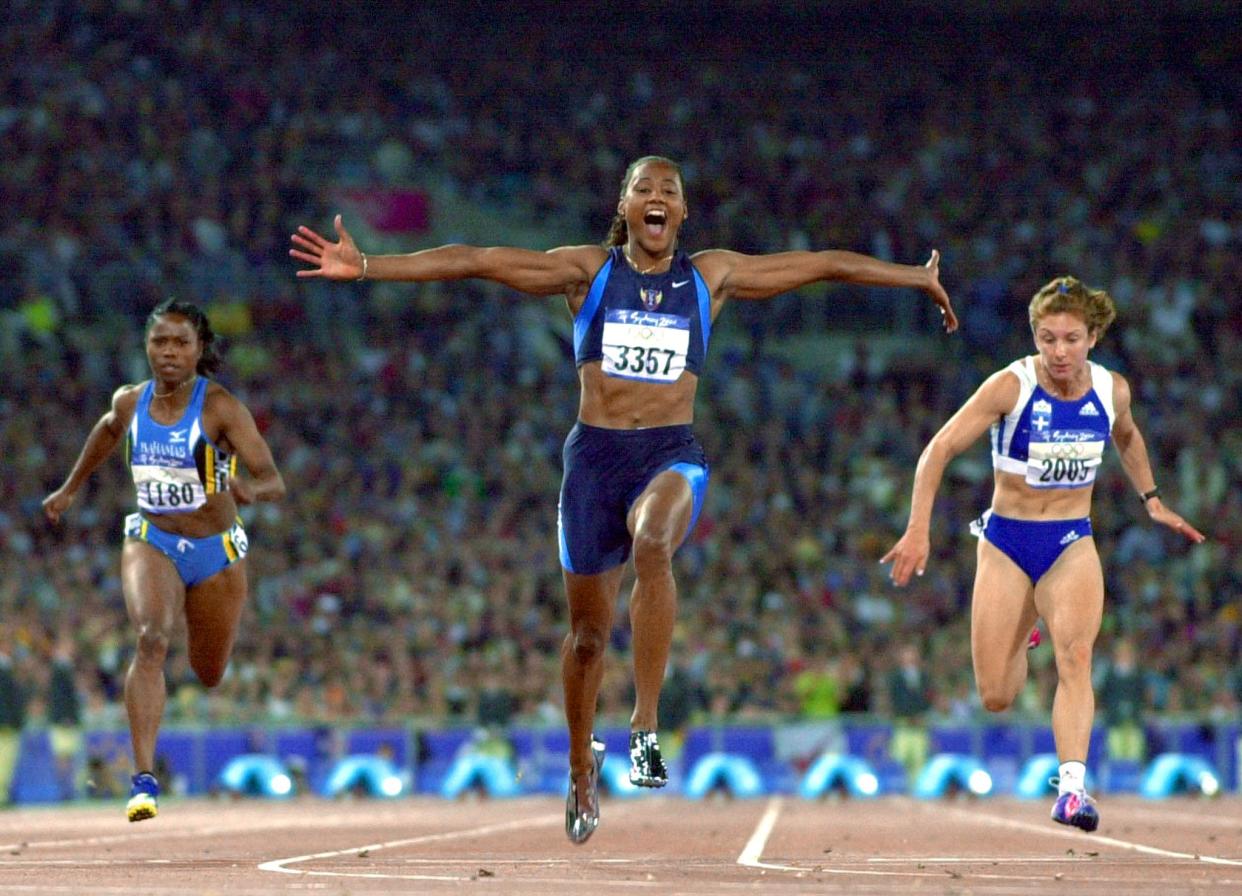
{"left": 1, "top": 795, "right": 1240, "bottom": 894}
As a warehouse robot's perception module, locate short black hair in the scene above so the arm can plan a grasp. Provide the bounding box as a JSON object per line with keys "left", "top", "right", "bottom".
{"left": 146, "top": 299, "right": 222, "bottom": 375}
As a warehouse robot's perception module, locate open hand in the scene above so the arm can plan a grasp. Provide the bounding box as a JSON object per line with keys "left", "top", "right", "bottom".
{"left": 289, "top": 214, "right": 365, "bottom": 280}
{"left": 925, "top": 250, "right": 958, "bottom": 333}
{"left": 1148, "top": 500, "right": 1206, "bottom": 544}
{"left": 880, "top": 530, "right": 931, "bottom": 587}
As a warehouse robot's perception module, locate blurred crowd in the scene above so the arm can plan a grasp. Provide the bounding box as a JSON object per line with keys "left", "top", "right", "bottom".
{"left": 1, "top": 1, "right": 1238, "bottom": 753}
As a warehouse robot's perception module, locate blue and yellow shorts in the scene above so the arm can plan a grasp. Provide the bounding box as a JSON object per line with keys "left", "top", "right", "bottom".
{"left": 124, "top": 512, "right": 249, "bottom": 587}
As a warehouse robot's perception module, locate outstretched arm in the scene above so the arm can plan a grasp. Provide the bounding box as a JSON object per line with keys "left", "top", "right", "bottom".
{"left": 43, "top": 386, "right": 138, "bottom": 524}
{"left": 694, "top": 247, "right": 957, "bottom": 332}
{"left": 289, "top": 214, "right": 604, "bottom": 298}
{"left": 1110, "top": 374, "right": 1206, "bottom": 543}
{"left": 881, "top": 370, "right": 1018, "bottom": 585}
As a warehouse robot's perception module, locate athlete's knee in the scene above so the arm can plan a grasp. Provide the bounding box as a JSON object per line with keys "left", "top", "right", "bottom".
{"left": 1053, "top": 637, "right": 1094, "bottom": 680}
{"left": 977, "top": 679, "right": 1018, "bottom": 713}
{"left": 569, "top": 623, "right": 609, "bottom": 666}
{"left": 133, "top": 623, "right": 171, "bottom": 664}
{"left": 191, "top": 658, "right": 228, "bottom": 688}
{"left": 630, "top": 528, "right": 675, "bottom": 576}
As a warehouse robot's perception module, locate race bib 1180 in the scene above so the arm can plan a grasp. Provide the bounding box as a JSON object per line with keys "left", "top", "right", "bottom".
{"left": 601, "top": 309, "right": 690, "bottom": 383}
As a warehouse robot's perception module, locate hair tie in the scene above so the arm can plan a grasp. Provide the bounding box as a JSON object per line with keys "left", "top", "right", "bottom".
{"left": 1058, "top": 281, "right": 1070, "bottom": 294}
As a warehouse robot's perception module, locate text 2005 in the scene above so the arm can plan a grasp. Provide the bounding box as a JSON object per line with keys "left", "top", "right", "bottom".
{"left": 1039, "top": 458, "right": 1090, "bottom": 483}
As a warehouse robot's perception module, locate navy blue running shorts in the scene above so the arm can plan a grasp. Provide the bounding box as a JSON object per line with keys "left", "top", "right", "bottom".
{"left": 557, "top": 422, "right": 708, "bottom": 574}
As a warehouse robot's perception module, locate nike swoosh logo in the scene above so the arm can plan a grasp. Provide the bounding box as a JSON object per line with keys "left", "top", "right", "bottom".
{"left": 672, "top": 280, "right": 690, "bottom": 288}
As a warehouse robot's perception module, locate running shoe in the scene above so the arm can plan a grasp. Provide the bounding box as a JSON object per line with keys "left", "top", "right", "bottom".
{"left": 1027, "top": 626, "right": 1042, "bottom": 650}
{"left": 127, "top": 772, "right": 160, "bottom": 822}
{"left": 1051, "top": 789, "right": 1099, "bottom": 832}
{"left": 565, "top": 737, "right": 605, "bottom": 845}
{"left": 628, "top": 729, "right": 667, "bottom": 788}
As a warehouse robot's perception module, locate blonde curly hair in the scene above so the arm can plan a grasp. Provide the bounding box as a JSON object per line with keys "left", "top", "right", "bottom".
{"left": 1029, "top": 275, "right": 1117, "bottom": 338}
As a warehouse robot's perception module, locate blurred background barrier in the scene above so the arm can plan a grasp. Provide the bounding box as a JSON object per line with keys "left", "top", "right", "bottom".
{"left": 6, "top": 719, "right": 1238, "bottom": 804}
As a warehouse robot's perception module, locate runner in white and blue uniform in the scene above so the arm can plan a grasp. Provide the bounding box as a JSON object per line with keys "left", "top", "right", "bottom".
{"left": 292, "top": 155, "right": 959, "bottom": 844}
{"left": 44, "top": 299, "right": 285, "bottom": 824}
{"left": 884, "top": 276, "right": 1205, "bottom": 834}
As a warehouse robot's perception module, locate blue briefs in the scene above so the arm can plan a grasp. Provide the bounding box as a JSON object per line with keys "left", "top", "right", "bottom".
{"left": 124, "top": 512, "right": 249, "bottom": 587}
{"left": 558, "top": 422, "right": 709, "bottom": 575}
{"left": 971, "top": 510, "right": 1092, "bottom": 584}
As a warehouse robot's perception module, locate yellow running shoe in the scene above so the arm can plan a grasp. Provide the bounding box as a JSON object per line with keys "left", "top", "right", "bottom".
{"left": 126, "top": 772, "right": 159, "bottom": 822}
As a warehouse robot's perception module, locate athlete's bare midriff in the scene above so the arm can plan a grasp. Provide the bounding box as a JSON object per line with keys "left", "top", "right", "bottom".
{"left": 990, "top": 471, "right": 1093, "bottom": 520}
{"left": 576, "top": 363, "right": 698, "bottom": 429}
{"left": 140, "top": 492, "right": 238, "bottom": 539}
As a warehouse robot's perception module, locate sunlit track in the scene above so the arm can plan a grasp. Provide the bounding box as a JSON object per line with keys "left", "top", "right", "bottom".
{"left": 258, "top": 813, "right": 564, "bottom": 878}
{"left": 933, "top": 802, "right": 1242, "bottom": 866}
{"left": 0, "top": 804, "right": 448, "bottom": 853}
{"left": 2, "top": 797, "right": 1240, "bottom": 894}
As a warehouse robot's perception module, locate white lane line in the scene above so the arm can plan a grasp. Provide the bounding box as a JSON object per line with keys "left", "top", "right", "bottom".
{"left": 0, "top": 809, "right": 420, "bottom": 852}
{"left": 735, "top": 796, "right": 782, "bottom": 867}
{"left": 735, "top": 797, "right": 1242, "bottom": 885}
{"left": 735, "top": 797, "right": 960, "bottom": 881}
{"left": 936, "top": 805, "right": 1242, "bottom": 866}
{"left": 258, "top": 813, "right": 562, "bottom": 879}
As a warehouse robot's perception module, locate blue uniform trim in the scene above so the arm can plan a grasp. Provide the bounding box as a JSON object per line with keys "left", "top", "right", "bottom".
{"left": 667, "top": 461, "right": 708, "bottom": 537}
{"left": 573, "top": 255, "right": 613, "bottom": 358}
{"left": 692, "top": 267, "right": 712, "bottom": 356}
{"left": 973, "top": 511, "right": 1092, "bottom": 583}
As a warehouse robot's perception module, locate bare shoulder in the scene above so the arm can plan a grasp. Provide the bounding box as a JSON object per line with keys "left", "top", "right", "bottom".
{"left": 548, "top": 244, "right": 611, "bottom": 277}
{"left": 203, "top": 379, "right": 243, "bottom": 412}
{"left": 687, "top": 248, "right": 736, "bottom": 277}
{"left": 685, "top": 248, "right": 740, "bottom": 295}
{"left": 1108, "top": 369, "right": 1133, "bottom": 412}
{"left": 972, "top": 366, "right": 1022, "bottom": 411}
{"left": 111, "top": 382, "right": 145, "bottom": 412}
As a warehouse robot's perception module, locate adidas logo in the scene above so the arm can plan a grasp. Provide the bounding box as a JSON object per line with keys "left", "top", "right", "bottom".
{"left": 1060, "top": 530, "right": 1081, "bottom": 545}
{"left": 1078, "top": 404, "right": 1099, "bottom": 416}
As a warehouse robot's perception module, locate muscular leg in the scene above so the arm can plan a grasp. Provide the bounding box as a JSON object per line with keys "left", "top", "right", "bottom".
{"left": 1034, "top": 538, "right": 1103, "bottom": 764}
{"left": 971, "top": 539, "right": 1039, "bottom": 713}
{"left": 626, "top": 470, "right": 694, "bottom": 732}
{"left": 562, "top": 565, "right": 624, "bottom": 777}
{"left": 184, "top": 560, "right": 248, "bottom": 687}
{"left": 120, "top": 541, "right": 185, "bottom": 773}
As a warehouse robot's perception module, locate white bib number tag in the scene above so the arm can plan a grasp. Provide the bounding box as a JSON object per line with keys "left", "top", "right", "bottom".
{"left": 133, "top": 464, "right": 207, "bottom": 512}
{"left": 1025, "top": 436, "right": 1105, "bottom": 488}
{"left": 601, "top": 310, "right": 690, "bottom": 383}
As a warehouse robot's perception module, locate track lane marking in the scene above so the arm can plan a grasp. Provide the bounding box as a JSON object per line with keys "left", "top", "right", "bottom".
{"left": 936, "top": 804, "right": 1242, "bottom": 866}
{"left": 258, "top": 812, "right": 562, "bottom": 878}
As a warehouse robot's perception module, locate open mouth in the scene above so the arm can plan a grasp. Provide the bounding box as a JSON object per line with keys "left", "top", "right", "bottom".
{"left": 643, "top": 209, "right": 667, "bottom": 237}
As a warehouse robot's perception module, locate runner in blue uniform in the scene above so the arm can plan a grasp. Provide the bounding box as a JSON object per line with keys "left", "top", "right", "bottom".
{"left": 883, "top": 275, "right": 1204, "bottom": 832}
{"left": 44, "top": 299, "right": 285, "bottom": 822}
{"left": 291, "top": 155, "right": 958, "bottom": 843}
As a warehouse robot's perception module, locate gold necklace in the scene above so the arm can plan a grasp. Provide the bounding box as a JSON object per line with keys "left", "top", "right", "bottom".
{"left": 153, "top": 376, "right": 196, "bottom": 399}
{"left": 624, "top": 248, "right": 672, "bottom": 275}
